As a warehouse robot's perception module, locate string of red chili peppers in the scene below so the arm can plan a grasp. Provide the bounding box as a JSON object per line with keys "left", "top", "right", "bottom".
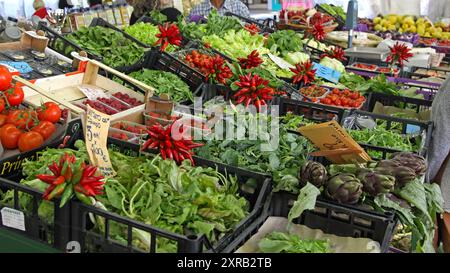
{"left": 37, "top": 153, "right": 105, "bottom": 207}
{"left": 244, "top": 23, "right": 261, "bottom": 36}
{"left": 290, "top": 60, "right": 317, "bottom": 87}
{"left": 386, "top": 42, "right": 413, "bottom": 69}
{"left": 320, "top": 46, "right": 347, "bottom": 62}
{"left": 232, "top": 72, "right": 279, "bottom": 112}
{"left": 154, "top": 23, "right": 182, "bottom": 52}
{"left": 237, "top": 50, "right": 264, "bottom": 69}
{"left": 141, "top": 122, "right": 203, "bottom": 165}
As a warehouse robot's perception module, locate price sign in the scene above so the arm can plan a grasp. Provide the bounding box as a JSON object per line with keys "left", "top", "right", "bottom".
{"left": 312, "top": 63, "right": 341, "bottom": 83}
{"left": 0, "top": 62, "right": 29, "bottom": 75}
{"left": 268, "top": 53, "right": 295, "bottom": 70}
{"left": 78, "top": 85, "right": 108, "bottom": 101}
{"left": 1, "top": 207, "right": 25, "bottom": 231}
{"left": 298, "top": 120, "right": 371, "bottom": 164}
{"left": 84, "top": 105, "right": 116, "bottom": 177}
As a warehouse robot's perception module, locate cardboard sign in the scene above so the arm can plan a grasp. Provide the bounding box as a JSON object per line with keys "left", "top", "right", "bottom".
{"left": 298, "top": 120, "right": 371, "bottom": 164}
{"left": 84, "top": 105, "right": 116, "bottom": 178}
{"left": 312, "top": 63, "right": 341, "bottom": 83}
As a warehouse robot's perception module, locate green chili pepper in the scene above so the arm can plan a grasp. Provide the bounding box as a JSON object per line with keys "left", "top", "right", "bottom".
{"left": 59, "top": 186, "right": 73, "bottom": 208}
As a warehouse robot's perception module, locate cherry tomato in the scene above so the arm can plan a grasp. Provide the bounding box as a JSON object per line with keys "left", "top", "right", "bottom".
{"left": 0, "top": 124, "right": 22, "bottom": 149}
{"left": 0, "top": 114, "right": 6, "bottom": 127}
{"left": 0, "top": 65, "right": 12, "bottom": 91}
{"left": 0, "top": 98, "right": 5, "bottom": 112}
{"left": 38, "top": 105, "right": 61, "bottom": 123}
{"left": 32, "top": 121, "right": 56, "bottom": 140}
{"left": 7, "top": 110, "right": 37, "bottom": 129}
{"left": 18, "top": 131, "right": 44, "bottom": 152}
{"left": 4, "top": 85, "right": 24, "bottom": 106}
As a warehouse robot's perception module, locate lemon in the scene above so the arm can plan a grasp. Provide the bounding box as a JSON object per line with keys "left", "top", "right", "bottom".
{"left": 382, "top": 27, "right": 387, "bottom": 32}
{"left": 373, "top": 17, "right": 382, "bottom": 24}
{"left": 388, "top": 25, "right": 397, "bottom": 31}
{"left": 436, "top": 27, "right": 443, "bottom": 33}
{"left": 409, "top": 25, "right": 417, "bottom": 32}
{"left": 402, "top": 23, "right": 410, "bottom": 30}
{"left": 388, "top": 16, "right": 398, "bottom": 24}
{"left": 424, "top": 32, "right": 431, "bottom": 37}
{"left": 374, "top": 24, "right": 383, "bottom": 31}
{"left": 416, "top": 18, "right": 425, "bottom": 24}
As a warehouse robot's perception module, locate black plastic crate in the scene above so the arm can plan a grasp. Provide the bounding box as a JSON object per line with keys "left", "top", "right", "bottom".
{"left": 344, "top": 110, "right": 433, "bottom": 159}
{"left": 365, "top": 92, "right": 433, "bottom": 113}
{"left": 277, "top": 96, "right": 350, "bottom": 124}
{"left": 116, "top": 49, "right": 204, "bottom": 98}
{"left": 70, "top": 138, "right": 272, "bottom": 253}
{"left": 37, "top": 21, "right": 102, "bottom": 62}
{"left": 221, "top": 191, "right": 397, "bottom": 253}
{"left": 0, "top": 178, "right": 72, "bottom": 251}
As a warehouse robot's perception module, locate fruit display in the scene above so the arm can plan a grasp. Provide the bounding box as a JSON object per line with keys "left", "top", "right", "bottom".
{"left": 76, "top": 92, "right": 143, "bottom": 115}
{"left": 372, "top": 15, "right": 450, "bottom": 40}
{"left": 319, "top": 88, "right": 366, "bottom": 108}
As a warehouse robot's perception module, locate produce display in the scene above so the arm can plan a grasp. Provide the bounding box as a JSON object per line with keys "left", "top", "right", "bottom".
{"left": 57, "top": 26, "right": 145, "bottom": 67}
{"left": 124, "top": 22, "right": 178, "bottom": 52}
{"left": 372, "top": 15, "right": 450, "bottom": 40}
{"left": 128, "top": 69, "right": 194, "bottom": 103}
{"left": 0, "top": 8, "right": 447, "bottom": 255}
{"left": 194, "top": 113, "right": 315, "bottom": 193}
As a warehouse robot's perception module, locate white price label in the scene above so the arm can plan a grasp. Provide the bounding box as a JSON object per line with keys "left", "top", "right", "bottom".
{"left": 78, "top": 85, "right": 108, "bottom": 101}
{"left": 1, "top": 207, "right": 26, "bottom": 231}
{"left": 268, "top": 53, "right": 295, "bottom": 70}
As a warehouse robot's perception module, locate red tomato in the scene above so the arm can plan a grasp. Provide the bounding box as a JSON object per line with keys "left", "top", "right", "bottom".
{"left": 0, "top": 98, "right": 5, "bottom": 112}
{"left": 335, "top": 99, "right": 341, "bottom": 106}
{"left": 32, "top": 121, "right": 56, "bottom": 140}
{"left": 0, "top": 114, "right": 6, "bottom": 127}
{"left": 0, "top": 65, "right": 12, "bottom": 91}
{"left": 38, "top": 105, "right": 61, "bottom": 123}
{"left": 7, "top": 110, "right": 36, "bottom": 129}
{"left": 4, "top": 85, "right": 24, "bottom": 106}
{"left": 18, "top": 131, "right": 44, "bottom": 152}
{"left": 0, "top": 124, "right": 22, "bottom": 149}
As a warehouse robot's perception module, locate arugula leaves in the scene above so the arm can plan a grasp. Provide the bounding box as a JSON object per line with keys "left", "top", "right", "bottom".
{"left": 258, "top": 232, "right": 331, "bottom": 253}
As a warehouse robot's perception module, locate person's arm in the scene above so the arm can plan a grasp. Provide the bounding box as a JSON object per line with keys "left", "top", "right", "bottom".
{"left": 236, "top": 0, "right": 250, "bottom": 18}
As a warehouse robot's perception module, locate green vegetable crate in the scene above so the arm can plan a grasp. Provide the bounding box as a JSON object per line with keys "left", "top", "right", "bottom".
{"left": 116, "top": 50, "right": 204, "bottom": 102}
{"left": 365, "top": 92, "right": 433, "bottom": 114}
{"left": 277, "top": 96, "right": 350, "bottom": 125}
{"left": 342, "top": 110, "right": 433, "bottom": 160}
{"left": 37, "top": 22, "right": 102, "bottom": 62}
{"left": 68, "top": 137, "right": 272, "bottom": 253}
{"left": 0, "top": 119, "right": 83, "bottom": 251}
{"left": 223, "top": 190, "right": 397, "bottom": 253}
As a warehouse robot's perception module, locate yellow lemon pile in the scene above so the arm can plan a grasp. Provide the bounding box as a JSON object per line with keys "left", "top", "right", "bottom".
{"left": 373, "top": 14, "right": 450, "bottom": 40}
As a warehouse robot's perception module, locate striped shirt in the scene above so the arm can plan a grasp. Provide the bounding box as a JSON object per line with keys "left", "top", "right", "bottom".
{"left": 188, "top": 0, "right": 250, "bottom": 19}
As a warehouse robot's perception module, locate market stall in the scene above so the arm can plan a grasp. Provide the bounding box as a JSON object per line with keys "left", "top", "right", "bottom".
{"left": 0, "top": 2, "right": 449, "bottom": 255}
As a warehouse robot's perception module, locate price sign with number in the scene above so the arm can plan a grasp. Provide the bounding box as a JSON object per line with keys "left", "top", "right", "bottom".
{"left": 312, "top": 63, "right": 342, "bottom": 83}
{"left": 84, "top": 105, "right": 116, "bottom": 177}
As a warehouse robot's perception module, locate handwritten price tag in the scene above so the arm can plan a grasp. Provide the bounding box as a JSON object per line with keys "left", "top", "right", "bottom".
{"left": 84, "top": 105, "right": 116, "bottom": 178}
{"left": 78, "top": 85, "right": 108, "bottom": 101}
{"left": 312, "top": 63, "right": 341, "bottom": 83}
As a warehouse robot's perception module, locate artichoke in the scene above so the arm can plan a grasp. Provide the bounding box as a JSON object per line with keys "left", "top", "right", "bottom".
{"left": 376, "top": 160, "right": 401, "bottom": 170}
{"left": 299, "top": 161, "right": 328, "bottom": 188}
{"left": 375, "top": 165, "right": 416, "bottom": 188}
{"left": 325, "top": 173, "right": 363, "bottom": 204}
{"left": 357, "top": 170, "right": 395, "bottom": 196}
{"left": 391, "top": 152, "right": 427, "bottom": 176}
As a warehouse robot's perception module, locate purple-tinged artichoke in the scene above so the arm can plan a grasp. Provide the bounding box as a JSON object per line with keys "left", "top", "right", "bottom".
{"left": 357, "top": 170, "right": 395, "bottom": 196}
{"left": 391, "top": 152, "right": 427, "bottom": 176}
{"left": 325, "top": 173, "right": 363, "bottom": 204}
{"left": 299, "top": 161, "right": 328, "bottom": 188}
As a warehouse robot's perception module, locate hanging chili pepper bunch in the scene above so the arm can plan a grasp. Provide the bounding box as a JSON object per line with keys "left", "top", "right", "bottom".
{"left": 184, "top": 50, "right": 232, "bottom": 84}
{"left": 290, "top": 60, "right": 317, "bottom": 86}
{"left": 141, "top": 122, "right": 203, "bottom": 165}
{"left": 237, "top": 50, "right": 264, "bottom": 69}
{"left": 232, "top": 72, "right": 278, "bottom": 112}
{"left": 320, "top": 46, "right": 347, "bottom": 62}
{"left": 244, "top": 23, "right": 261, "bottom": 35}
{"left": 386, "top": 42, "right": 414, "bottom": 68}
{"left": 154, "top": 23, "right": 182, "bottom": 52}
{"left": 305, "top": 22, "right": 326, "bottom": 41}
{"left": 37, "top": 153, "right": 105, "bottom": 207}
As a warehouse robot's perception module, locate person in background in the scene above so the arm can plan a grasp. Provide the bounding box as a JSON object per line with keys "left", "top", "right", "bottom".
{"left": 88, "top": 0, "right": 103, "bottom": 9}
{"left": 428, "top": 75, "right": 450, "bottom": 252}
{"left": 58, "top": 0, "right": 73, "bottom": 9}
{"left": 127, "top": 0, "right": 161, "bottom": 25}
{"left": 188, "top": 0, "right": 250, "bottom": 21}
